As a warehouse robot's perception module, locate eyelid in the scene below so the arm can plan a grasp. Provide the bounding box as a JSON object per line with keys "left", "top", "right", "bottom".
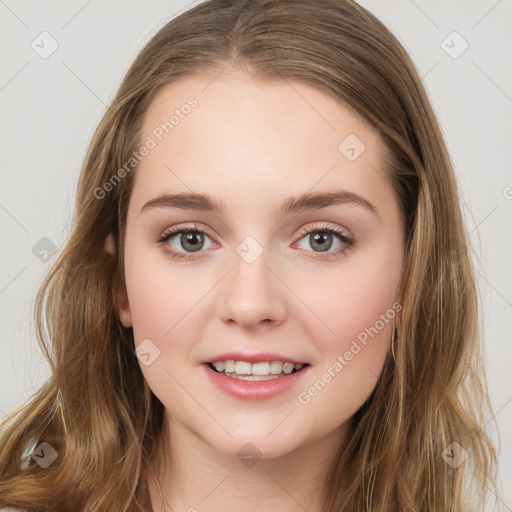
{"left": 296, "top": 222, "right": 352, "bottom": 240}
{"left": 292, "top": 222, "right": 355, "bottom": 258}
{"left": 159, "top": 222, "right": 215, "bottom": 239}
{"left": 155, "top": 223, "right": 217, "bottom": 261}
{"left": 158, "top": 222, "right": 351, "bottom": 242}
{"left": 157, "top": 222, "right": 218, "bottom": 247}
{"left": 157, "top": 221, "right": 355, "bottom": 260}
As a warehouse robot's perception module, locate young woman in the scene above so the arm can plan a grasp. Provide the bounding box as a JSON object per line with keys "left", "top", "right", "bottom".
{"left": 0, "top": 0, "right": 497, "bottom": 510}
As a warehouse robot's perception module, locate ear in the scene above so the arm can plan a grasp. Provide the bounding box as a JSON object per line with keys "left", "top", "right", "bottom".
{"left": 118, "top": 290, "right": 133, "bottom": 328}
{"left": 104, "top": 232, "right": 116, "bottom": 256}
{"left": 104, "top": 233, "right": 133, "bottom": 328}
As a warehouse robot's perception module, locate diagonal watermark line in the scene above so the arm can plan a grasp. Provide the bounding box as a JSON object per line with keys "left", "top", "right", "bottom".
{"left": 367, "top": 366, "right": 380, "bottom": 379}
{"left": 60, "top": 214, "right": 76, "bottom": 234}
{"left": 265, "top": 265, "right": 337, "bottom": 335}
{"left": 0, "top": 265, "right": 28, "bottom": 295}
{"left": 472, "top": 468, "right": 512, "bottom": 512}
{"left": 422, "top": 61, "right": 439, "bottom": 80}
{"left": 0, "top": 203, "right": 29, "bottom": 233}
{"left": 201, "top": 60, "right": 233, "bottom": 93}
{"left": 368, "top": 162, "right": 387, "bottom": 183}
{"left": 283, "top": 78, "right": 336, "bottom": 131}
{"left": 0, "top": 405, "right": 24, "bottom": 434}
{"left": 265, "top": 409, "right": 294, "bottom": 438}
{"left": 264, "top": 470, "right": 310, "bottom": 511}
{"left": 471, "top": 0, "right": 504, "bottom": 30}
{"left": 471, "top": 461, "right": 512, "bottom": 512}
{"left": 0, "top": 0, "right": 29, "bottom": 28}
{"left": 161, "top": 496, "right": 176, "bottom": 512}
{"left": 407, "top": 0, "right": 439, "bottom": 29}
{"left": 61, "top": 0, "right": 93, "bottom": 29}
{"left": 163, "top": 367, "right": 234, "bottom": 437}
{"left": 163, "top": 267, "right": 234, "bottom": 336}
{"left": 61, "top": 60, "right": 113, "bottom": 111}
{"left": 472, "top": 61, "right": 512, "bottom": 104}
{"left": 200, "top": 470, "right": 234, "bottom": 502}
{"left": 171, "top": 0, "right": 204, "bottom": 21}
{"left": 475, "top": 269, "right": 512, "bottom": 310}
{"left": 0, "top": 61, "right": 29, "bottom": 92}
{"left": 470, "top": 204, "right": 499, "bottom": 233}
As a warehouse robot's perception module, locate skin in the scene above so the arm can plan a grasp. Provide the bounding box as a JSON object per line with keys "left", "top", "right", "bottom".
{"left": 114, "top": 67, "right": 405, "bottom": 511}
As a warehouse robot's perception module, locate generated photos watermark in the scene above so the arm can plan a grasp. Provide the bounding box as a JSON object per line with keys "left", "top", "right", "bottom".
{"left": 94, "top": 96, "right": 198, "bottom": 200}
{"left": 297, "top": 301, "right": 402, "bottom": 405}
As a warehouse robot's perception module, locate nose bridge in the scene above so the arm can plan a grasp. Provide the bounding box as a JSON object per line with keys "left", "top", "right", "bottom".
{"left": 217, "top": 234, "right": 286, "bottom": 327}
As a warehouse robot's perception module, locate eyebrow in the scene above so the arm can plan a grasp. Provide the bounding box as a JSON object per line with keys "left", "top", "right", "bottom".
{"left": 140, "top": 189, "right": 378, "bottom": 217}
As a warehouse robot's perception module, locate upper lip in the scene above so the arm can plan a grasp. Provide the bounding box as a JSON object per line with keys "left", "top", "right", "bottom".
{"left": 202, "top": 352, "right": 308, "bottom": 365}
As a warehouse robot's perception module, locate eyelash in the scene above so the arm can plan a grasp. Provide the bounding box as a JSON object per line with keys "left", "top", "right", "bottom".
{"left": 156, "top": 222, "right": 356, "bottom": 262}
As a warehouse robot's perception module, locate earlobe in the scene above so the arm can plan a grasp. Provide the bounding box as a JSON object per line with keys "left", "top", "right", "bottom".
{"left": 117, "top": 286, "right": 133, "bottom": 328}
{"left": 119, "top": 302, "right": 133, "bottom": 328}
{"left": 104, "top": 233, "right": 116, "bottom": 255}
{"left": 104, "top": 233, "right": 133, "bottom": 327}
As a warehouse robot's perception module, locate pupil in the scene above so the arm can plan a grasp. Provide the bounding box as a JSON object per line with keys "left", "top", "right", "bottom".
{"left": 180, "top": 231, "right": 332, "bottom": 253}
{"left": 311, "top": 232, "right": 331, "bottom": 252}
{"left": 182, "top": 232, "right": 203, "bottom": 252}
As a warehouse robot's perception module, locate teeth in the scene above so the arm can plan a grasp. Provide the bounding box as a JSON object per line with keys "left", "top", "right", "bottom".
{"left": 211, "top": 360, "right": 306, "bottom": 377}
{"left": 235, "top": 361, "right": 252, "bottom": 375}
{"left": 223, "top": 360, "right": 235, "bottom": 372}
{"left": 270, "top": 361, "right": 283, "bottom": 375}
{"left": 214, "top": 361, "right": 225, "bottom": 372}
{"left": 252, "top": 362, "right": 271, "bottom": 376}
{"left": 283, "top": 362, "right": 295, "bottom": 374}
{"left": 226, "top": 373, "right": 281, "bottom": 381}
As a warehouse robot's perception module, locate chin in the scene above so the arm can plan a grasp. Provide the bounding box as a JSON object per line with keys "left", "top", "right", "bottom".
{"left": 209, "top": 430, "right": 305, "bottom": 462}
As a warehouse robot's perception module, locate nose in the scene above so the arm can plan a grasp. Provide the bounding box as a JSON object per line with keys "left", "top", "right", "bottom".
{"left": 217, "top": 244, "right": 287, "bottom": 330}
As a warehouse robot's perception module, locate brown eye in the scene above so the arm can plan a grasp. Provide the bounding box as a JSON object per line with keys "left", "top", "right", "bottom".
{"left": 179, "top": 231, "right": 205, "bottom": 252}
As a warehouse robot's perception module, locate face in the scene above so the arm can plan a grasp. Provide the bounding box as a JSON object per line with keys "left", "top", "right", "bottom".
{"left": 117, "top": 69, "right": 405, "bottom": 460}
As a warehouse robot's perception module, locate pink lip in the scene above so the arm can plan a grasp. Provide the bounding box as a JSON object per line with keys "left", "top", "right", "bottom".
{"left": 202, "top": 363, "right": 311, "bottom": 400}
{"left": 201, "top": 352, "right": 307, "bottom": 365}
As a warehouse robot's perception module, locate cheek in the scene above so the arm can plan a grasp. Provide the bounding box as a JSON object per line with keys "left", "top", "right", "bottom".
{"left": 294, "top": 287, "right": 395, "bottom": 426}
{"left": 123, "top": 246, "right": 215, "bottom": 366}
{"left": 293, "top": 252, "right": 400, "bottom": 412}
{"left": 124, "top": 235, "right": 179, "bottom": 328}
{"left": 298, "top": 256, "right": 400, "bottom": 350}
{"left": 307, "top": 277, "right": 393, "bottom": 384}
{"left": 127, "top": 273, "right": 199, "bottom": 339}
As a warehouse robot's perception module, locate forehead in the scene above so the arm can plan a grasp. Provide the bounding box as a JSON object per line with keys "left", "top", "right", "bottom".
{"left": 131, "top": 70, "right": 392, "bottom": 214}
{"left": 141, "top": 69, "right": 377, "bottom": 150}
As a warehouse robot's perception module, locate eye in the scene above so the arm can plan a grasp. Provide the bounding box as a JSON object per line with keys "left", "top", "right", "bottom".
{"left": 156, "top": 222, "right": 355, "bottom": 262}
{"left": 293, "top": 223, "right": 355, "bottom": 260}
{"left": 156, "top": 223, "right": 215, "bottom": 261}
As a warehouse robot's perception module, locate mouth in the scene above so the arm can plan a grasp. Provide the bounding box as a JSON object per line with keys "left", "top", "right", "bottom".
{"left": 205, "top": 360, "right": 310, "bottom": 381}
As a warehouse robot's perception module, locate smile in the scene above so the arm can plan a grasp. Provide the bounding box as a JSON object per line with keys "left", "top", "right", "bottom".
{"left": 203, "top": 360, "right": 311, "bottom": 400}
{"left": 208, "top": 359, "right": 306, "bottom": 380}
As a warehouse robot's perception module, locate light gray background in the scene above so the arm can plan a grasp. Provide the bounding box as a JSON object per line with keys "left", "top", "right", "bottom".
{"left": 1, "top": 0, "right": 511, "bottom": 508}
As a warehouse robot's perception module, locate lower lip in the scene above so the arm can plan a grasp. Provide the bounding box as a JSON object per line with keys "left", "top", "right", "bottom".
{"left": 202, "top": 363, "right": 310, "bottom": 401}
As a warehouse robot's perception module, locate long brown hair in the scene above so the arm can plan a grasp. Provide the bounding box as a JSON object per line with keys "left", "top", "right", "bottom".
{"left": 0, "top": 0, "right": 497, "bottom": 510}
